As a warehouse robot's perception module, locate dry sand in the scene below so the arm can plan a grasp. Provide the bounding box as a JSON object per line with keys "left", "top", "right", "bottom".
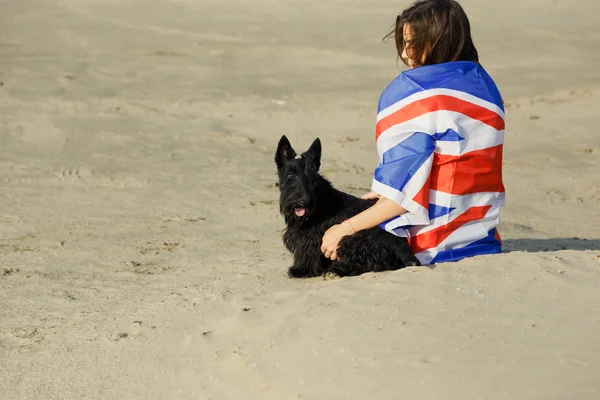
{"left": 1, "top": 0, "right": 600, "bottom": 399}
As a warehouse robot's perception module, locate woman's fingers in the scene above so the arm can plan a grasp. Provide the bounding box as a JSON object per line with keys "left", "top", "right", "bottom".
{"left": 323, "top": 250, "right": 337, "bottom": 260}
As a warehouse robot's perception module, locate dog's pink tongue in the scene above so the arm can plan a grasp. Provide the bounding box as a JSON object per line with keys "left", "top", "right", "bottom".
{"left": 295, "top": 208, "right": 306, "bottom": 217}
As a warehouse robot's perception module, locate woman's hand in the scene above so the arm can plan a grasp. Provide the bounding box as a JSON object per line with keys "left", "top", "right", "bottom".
{"left": 321, "top": 221, "right": 355, "bottom": 261}
{"left": 361, "top": 191, "right": 381, "bottom": 201}
{"left": 321, "top": 197, "right": 409, "bottom": 261}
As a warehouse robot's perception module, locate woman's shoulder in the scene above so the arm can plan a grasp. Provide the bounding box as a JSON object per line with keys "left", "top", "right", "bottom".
{"left": 378, "top": 61, "right": 503, "bottom": 114}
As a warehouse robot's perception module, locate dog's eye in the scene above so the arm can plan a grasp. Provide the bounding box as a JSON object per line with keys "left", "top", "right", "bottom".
{"left": 287, "top": 172, "right": 296, "bottom": 178}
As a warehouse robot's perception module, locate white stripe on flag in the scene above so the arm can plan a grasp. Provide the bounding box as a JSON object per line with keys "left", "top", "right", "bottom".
{"left": 377, "top": 110, "right": 503, "bottom": 157}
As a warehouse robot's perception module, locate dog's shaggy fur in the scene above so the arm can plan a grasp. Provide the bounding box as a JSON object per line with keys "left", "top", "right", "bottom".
{"left": 275, "top": 135, "right": 420, "bottom": 278}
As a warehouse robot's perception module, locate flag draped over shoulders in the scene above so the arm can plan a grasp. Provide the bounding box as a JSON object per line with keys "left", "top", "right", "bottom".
{"left": 372, "top": 61, "right": 505, "bottom": 265}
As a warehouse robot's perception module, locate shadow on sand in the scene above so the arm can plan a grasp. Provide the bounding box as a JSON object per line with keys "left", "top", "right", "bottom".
{"left": 503, "top": 238, "right": 600, "bottom": 253}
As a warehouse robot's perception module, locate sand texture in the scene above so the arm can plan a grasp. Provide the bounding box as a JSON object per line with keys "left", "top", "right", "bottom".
{"left": 1, "top": 0, "right": 600, "bottom": 399}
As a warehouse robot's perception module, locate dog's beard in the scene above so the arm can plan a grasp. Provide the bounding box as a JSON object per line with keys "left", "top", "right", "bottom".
{"left": 279, "top": 188, "right": 314, "bottom": 221}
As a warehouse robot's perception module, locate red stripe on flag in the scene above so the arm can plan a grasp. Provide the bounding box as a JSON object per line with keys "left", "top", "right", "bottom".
{"left": 409, "top": 205, "right": 492, "bottom": 254}
{"left": 412, "top": 172, "right": 431, "bottom": 208}
{"left": 494, "top": 229, "right": 502, "bottom": 245}
{"left": 430, "top": 145, "right": 505, "bottom": 195}
{"left": 376, "top": 95, "right": 505, "bottom": 139}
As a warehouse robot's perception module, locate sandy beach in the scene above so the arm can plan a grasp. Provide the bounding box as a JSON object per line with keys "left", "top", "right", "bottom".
{"left": 1, "top": 0, "right": 600, "bottom": 398}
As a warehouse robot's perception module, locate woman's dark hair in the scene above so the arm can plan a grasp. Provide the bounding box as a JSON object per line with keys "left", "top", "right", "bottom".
{"left": 384, "top": 0, "right": 479, "bottom": 67}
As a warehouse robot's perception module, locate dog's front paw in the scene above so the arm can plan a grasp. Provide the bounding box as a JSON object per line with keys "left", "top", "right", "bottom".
{"left": 288, "top": 266, "right": 310, "bottom": 278}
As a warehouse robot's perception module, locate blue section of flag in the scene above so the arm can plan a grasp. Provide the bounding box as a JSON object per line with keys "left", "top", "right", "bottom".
{"left": 428, "top": 204, "right": 455, "bottom": 220}
{"left": 429, "top": 228, "right": 502, "bottom": 264}
{"left": 432, "top": 129, "right": 464, "bottom": 141}
{"left": 374, "top": 132, "right": 435, "bottom": 193}
{"left": 377, "top": 61, "right": 504, "bottom": 113}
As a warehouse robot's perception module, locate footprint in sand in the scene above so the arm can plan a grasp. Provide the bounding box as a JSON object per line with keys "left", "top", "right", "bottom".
{"left": 2, "top": 327, "right": 45, "bottom": 348}
{"left": 2, "top": 268, "right": 20, "bottom": 276}
{"left": 137, "top": 241, "right": 181, "bottom": 255}
{"left": 123, "top": 260, "right": 179, "bottom": 275}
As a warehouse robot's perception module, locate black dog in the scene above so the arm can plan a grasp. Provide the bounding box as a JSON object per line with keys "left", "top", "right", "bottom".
{"left": 275, "top": 135, "right": 420, "bottom": 278}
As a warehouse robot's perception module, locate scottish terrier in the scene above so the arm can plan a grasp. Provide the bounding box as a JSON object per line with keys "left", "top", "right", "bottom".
{"left": 275, "top": 135, "right": 420, "bottom": 278}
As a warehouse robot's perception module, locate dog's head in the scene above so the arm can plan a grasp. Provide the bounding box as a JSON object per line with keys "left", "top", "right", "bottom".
{"left": 274, "top": 135, "right": 322, "bottom": 221}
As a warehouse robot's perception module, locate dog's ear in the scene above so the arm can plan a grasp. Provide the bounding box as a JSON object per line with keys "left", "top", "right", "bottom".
{"left": 303, "top": 138, "right": 321, "bottom": 172}
{"left": 275, "top": 135, "right": 297, "bottom": 169}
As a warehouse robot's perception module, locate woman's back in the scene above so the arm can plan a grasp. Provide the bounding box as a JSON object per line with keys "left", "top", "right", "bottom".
{"left": 373, "top": 61, "right": 505, "bottom": 264}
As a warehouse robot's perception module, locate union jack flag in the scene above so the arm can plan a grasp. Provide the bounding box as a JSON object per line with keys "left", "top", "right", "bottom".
{"left": 372, "top": 61, "right": 505, "bottom": 265}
